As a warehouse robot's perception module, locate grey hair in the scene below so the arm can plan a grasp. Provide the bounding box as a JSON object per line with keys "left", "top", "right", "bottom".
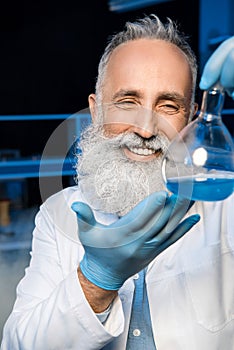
{"left": 95, "top": 14, "right": 197, "bottom": 109}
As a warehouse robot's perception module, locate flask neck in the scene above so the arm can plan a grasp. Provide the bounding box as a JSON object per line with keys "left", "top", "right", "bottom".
{"left": 199, "top": 86, "right": 225, "bottom": 121}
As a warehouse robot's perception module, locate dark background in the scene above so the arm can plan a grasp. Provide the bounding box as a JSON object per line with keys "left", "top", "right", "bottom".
{"left": 0, "top": 0, "right": 200, "bottom": 156}
{"left": 0, "top": 0, "right": 199, "bottom": 115}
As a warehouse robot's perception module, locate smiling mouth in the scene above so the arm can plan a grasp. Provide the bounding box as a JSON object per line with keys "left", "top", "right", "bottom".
{"left": 128, "top": 146, "right": 156, "bottom": 156}
{"left": 123, "top": 146, "right": 163, "bottom": 161}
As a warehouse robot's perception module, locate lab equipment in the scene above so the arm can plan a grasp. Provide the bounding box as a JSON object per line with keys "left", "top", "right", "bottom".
{"left": 162, "top": 85, "right": 234, "bottom": 201}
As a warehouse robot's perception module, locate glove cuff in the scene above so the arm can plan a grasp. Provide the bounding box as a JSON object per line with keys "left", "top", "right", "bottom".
{"left": 79, "top": 258, "right": 123, "bottom": 291}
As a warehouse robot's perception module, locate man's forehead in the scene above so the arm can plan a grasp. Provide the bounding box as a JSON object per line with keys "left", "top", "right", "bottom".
{"left": 104, "top": 38, "right": 192, "bottom": 87}
{"left": 108, "top": 38, "right": 188, "bottom": 65}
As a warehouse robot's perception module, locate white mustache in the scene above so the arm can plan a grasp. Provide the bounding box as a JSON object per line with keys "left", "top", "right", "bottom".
{"left": 103, "top": 132, "right": 169, "bottom": 152}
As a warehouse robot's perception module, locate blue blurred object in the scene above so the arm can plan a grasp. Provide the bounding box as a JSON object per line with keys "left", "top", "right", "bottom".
{"left": 108, "top": 0, "right": 173, "bottom": 12}
{"left": 200, "top": 36, "right": 234, "bottom": 100}
{"left": 0, "top": 158, "right": 75, "bottom": 180}
{"left": 0, "top": 150, "right": 27, "bottom": 210}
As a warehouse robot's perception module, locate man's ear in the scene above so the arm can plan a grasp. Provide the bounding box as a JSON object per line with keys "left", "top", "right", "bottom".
{"left": 189, "top": 102, "right": 199, "bottom": 121}
{"left": 88, "top": 94, "right": 97, "bottom": 122}
{"left": 193, "top": 102, "right": 198, "bottom": 116}
{"left": 193, "top": 102, "right": 199, "bottom": 117}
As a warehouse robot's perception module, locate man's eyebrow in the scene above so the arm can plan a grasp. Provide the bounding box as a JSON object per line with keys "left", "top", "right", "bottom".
{"left": 112, "top": 89, "right": 143, "bottom": 100}
{"left": 157, "top": 92, "right": 187, "bottom": 105}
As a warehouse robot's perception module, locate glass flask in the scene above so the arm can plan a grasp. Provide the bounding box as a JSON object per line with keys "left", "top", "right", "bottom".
{"left": 161, "top": 85, "right": 234, "bottom": 201}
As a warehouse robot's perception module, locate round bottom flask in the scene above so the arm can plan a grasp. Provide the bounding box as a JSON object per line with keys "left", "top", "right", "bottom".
{"left": 162, "top": 86, "right": 234, "bottom": 201}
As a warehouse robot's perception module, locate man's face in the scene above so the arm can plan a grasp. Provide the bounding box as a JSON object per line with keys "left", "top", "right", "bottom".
{"left": 78, "top": 39, "right": 195, "bottom": 216}
{"left": 90, "top": 38, "right": 194, "bottom": 162}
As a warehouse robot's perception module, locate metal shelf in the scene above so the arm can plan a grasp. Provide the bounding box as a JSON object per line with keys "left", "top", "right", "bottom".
{"left": 0, "top": 113, "right": 91, "bottom": 180}
{"left": 0, "top": 158, "right": 75, "bottom": 180}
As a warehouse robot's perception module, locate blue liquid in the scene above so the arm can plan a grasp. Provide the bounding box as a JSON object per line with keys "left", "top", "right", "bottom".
{"left": 166, "top": 175, "right": 234, "bottom": 201}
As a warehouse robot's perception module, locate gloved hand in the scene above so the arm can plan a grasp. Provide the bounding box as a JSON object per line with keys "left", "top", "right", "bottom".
{"left": 72, "top": 191, "right": 200, "bottom": 290}
{"left": 199, "top": 36, "right": 234, "bottom": 99}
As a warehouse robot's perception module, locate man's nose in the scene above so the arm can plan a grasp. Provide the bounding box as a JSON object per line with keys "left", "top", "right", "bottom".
{"left": 129, "top": 108, "right": 158, "bottom": 138}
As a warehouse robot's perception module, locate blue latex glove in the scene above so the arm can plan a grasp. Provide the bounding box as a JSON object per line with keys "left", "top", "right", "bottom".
{"left": 200, "top": 36, "right": 234, "bottom": 99}
{"left": 72, "top": 192, "right": 200, "bottom": 290}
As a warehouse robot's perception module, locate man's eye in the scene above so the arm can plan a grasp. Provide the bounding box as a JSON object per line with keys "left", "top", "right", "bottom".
{"left": 114, "top": 101, "right": 138, "bottom": 110}
{"left": 158, "top": 104, "right": 180, "bottom": 114}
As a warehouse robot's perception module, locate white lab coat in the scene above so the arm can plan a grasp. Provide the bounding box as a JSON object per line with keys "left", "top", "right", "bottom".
{"left": 1, "top": 185, "right": 234, "bottom": 349}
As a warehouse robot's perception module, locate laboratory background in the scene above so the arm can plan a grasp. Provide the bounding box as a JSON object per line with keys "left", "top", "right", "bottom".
{"left": 0, "top": 0, "right": 234, "bottom": 340}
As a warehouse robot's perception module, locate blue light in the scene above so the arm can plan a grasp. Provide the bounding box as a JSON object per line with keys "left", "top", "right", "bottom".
{"left": 108, "top": 0, "right": 173, "bottom": 12}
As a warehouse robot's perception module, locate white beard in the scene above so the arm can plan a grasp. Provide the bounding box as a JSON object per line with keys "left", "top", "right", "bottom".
{"left": 75, "top": 123, "right": 170, "bottom": 216}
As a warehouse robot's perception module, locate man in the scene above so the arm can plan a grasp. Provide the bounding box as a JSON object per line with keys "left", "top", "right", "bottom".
{"left": 1, "top": 15, "right": 234, "bottom": 349}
